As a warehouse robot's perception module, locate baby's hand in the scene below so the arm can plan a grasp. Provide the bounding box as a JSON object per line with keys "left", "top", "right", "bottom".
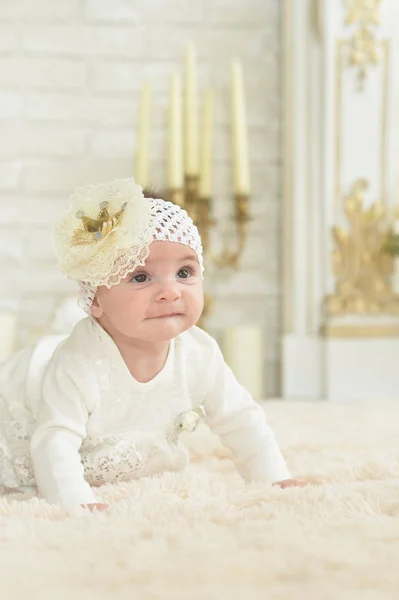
{"left": 273, "top": 479, "right": 308, "bottom": 489}
{"left": 80, "top": 503, "right": 109, "bottom": 512}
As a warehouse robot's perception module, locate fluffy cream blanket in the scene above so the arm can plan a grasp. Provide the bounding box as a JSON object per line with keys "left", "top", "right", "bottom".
{"left": 1, "top": 401, "right": 399, "bottom": 600}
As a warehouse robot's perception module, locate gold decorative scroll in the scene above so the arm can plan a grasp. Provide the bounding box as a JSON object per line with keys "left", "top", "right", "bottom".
{"left": 325, "top": 179, "right": 399, "bottom": 316}
{"left": 345, "top": 0, "right": 380, "bottom": 26}
{"left": 344, "top": 0, "right": 382, "bottom": 86}
{"left": 335, "top": 9, "right": 390, "bottom": 218}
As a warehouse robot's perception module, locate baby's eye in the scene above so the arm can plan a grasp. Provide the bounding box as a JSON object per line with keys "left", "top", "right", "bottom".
{"left": 132, "top": 273, "right": 148, "bottom": 283}
{"left": 177, "top": 268, "right": 191, "bottom": 279}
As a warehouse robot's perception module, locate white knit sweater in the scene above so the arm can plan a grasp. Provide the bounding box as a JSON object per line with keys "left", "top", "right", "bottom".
{"left": 0, "top": 318, "right": 290, "bottom": 507}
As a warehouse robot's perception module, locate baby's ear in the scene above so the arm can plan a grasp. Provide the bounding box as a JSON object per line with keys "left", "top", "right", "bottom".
{"left": 90, "top": 295, "right": 103, "bottom": 318}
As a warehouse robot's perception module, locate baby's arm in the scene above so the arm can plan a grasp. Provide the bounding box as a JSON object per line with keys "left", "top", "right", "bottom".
{"left": 30, "top": 353, "right": 98, "bottom": 508}
{"left": 202, "top": 338, "right": 297, "bottom": 485}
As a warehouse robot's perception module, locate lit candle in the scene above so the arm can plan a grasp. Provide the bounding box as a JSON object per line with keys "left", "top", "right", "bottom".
{"left": 199, "top": 88, "right": 214, "bottom": 198}
{"left": 231, "top": 60, "right": 250, "bottom": 195}
{"left": 168, "top": 73, "right": 183, "bottom": 189}
{"left": 0, "top": 312, "right": 17, "bottom": 365}
{"left": 135, "top": 81, "right": 151, "bottom": 188}
{"left": 184, "top": 41, "right": 199, "bottom": 176}
{"left": 222, "top": 325, "right": 263, "bottom": 400}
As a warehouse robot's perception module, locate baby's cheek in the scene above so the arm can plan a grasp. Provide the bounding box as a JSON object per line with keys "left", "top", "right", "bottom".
{"left": 189, "top": 293, "right": 204, "bottom": 318}
{"left": 131, "top": 292, "right": 152, "bottom": 315}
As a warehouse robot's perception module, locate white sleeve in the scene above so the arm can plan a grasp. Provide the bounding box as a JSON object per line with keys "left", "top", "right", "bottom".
{"left": 30, "top": 354, "right": 97, "bottom": 507}
{"left": 202, "top": 338, "right": 291, "bottom": 484}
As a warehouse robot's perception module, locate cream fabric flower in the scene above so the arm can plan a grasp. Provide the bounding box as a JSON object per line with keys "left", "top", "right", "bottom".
{"left": 55, "top": 179, "right": 154, "bottom": 288}
{"left": 167, "top": 406, "right": 207, "bottom": 445}
{"left": 55, "top": 177, "right": 204, "bottom": 312}
{"left": 177, "top": 406, "right": 207, "bottom": 432}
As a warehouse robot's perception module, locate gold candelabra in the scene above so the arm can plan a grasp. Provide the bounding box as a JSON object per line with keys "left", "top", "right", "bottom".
{"left": 168, "top": 177, "right": 250, "bottom": 325}
{"left": 136, "top": 43, "right": 251, "bottom": 327}
{"left": 168, "top": 177, "right": 250, "bottom": 266}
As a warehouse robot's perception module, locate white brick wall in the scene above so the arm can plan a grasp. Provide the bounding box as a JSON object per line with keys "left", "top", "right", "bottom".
{"left": 0, "top": 0, "right": 282, "bottom": 395}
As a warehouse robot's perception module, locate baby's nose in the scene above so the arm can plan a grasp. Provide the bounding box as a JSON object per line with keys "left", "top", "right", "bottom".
{"left": 156, "top": 280, "right": 181, "bottom": 302}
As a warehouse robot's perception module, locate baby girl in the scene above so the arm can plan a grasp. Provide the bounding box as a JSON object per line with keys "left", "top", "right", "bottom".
{"left": 0, "top": 178, "right": 304, "bottom": 510}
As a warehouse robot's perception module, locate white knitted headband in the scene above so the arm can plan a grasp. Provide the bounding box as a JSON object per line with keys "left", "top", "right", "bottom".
{"left": 55, "top": 178, "right": 203, "bottom": 312}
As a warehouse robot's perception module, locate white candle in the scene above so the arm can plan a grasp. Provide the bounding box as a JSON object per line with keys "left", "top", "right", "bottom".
{"left": 135, "top": 81, "right": 151, "bottom": 188}
{"left": 184, "top": 41, "right": 199, "bottom": 176}
{"left": 231, "top": 60, "right": 250, "bottom": 195}
{"left": 168, "top": 73, "right": 183, "bottom": 189}
{"left": 222, "top": 325, "right": 263, "bottom": 400}
{"left": 0, "top": 312, "right": 17, "bottom": 364}
{"left": 199, "top": 88, "right": 214, "bottom": 198}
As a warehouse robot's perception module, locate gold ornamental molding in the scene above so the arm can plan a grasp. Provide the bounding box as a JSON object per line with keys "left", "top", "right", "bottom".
{"left": 345, "top": 0, "right": 382, "bottom": 87}
{"left": 322, "top": 323, "right": 399, "bottom": 338}
{"left": 326, "top": 1, "right": 393, "bottom": 336}
{"left": 335, "top": 1, "right": 390, "bottom": 220}
{"left": 324, "top": 179, "right": 399, "bottom": 319}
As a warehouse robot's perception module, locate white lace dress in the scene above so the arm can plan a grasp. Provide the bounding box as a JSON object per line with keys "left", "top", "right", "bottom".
{"left": 0, "top": 318, "right": 290, "bottom": 507}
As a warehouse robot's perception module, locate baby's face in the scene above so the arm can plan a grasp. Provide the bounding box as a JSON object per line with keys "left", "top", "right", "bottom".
{"left": 91, "top": 241, "right": 204, "bottom": 343}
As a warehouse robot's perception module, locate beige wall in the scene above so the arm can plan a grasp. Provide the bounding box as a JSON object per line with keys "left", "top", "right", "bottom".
{"left": 0, "top": 0, "right": 282, "bottom": 395}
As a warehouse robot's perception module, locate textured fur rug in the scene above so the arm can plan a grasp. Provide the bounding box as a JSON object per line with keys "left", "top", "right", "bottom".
{"left": 1, "top": 401, "right": 399, "bottom": 600}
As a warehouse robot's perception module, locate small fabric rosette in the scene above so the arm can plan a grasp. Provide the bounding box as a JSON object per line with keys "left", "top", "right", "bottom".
{"left": 168, "top": 405, "right": 207, "bottom": 444}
